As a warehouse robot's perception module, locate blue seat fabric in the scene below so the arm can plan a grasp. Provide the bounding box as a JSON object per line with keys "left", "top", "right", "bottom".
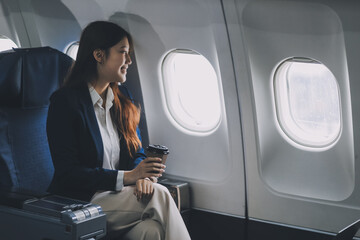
{"left": 0, "top": 47, "right": 73, "bottom": 194}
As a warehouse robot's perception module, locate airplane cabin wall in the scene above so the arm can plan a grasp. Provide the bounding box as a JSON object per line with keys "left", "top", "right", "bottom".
{"left": 0, "top": 0, "right": 30, "bottom": 47}
{"left": 223, "top": 0, "right": 360, "bottom": 236}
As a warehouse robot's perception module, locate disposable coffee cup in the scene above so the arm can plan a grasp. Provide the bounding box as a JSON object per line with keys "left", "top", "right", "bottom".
{"left": 146, "top": 144, "right": 169, "bottom": 164}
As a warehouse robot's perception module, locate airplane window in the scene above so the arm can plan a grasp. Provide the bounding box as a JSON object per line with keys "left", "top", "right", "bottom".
{"left": 162, "top": 50, "right": 221, "bottom": 133}
{"left": 274, "top": 58, "right": 341, "bottom": 148}
{"left": 66, "top": 42, "right": 79, "bottom": 60}
{"left": 0, "top": 35, "right": 17, "bottom": 51}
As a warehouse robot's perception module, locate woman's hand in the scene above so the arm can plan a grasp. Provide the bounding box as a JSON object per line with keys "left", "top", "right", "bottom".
{"left": 134, "top": 178, "right": 154, "bottom": 202}
{"left": 124, "top": 157, "right": 165, "bottom": 185}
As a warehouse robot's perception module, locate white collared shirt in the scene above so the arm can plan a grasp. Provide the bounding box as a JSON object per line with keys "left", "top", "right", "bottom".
{"left": 88, "top": 84, "right": 124, "bottom": 191}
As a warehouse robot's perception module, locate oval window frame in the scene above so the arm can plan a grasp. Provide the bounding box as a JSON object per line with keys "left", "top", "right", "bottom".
{"left": 273, "top": 57, "right": 342, "bottom": 149}
{"left": 65, "top": 41, "right": 79, "bottom": 60}
{"left": 161, "top": 49, "right": 222, "bottom": 133}
{"left": 0, "top": 35, "right": 18, "bottom": 52}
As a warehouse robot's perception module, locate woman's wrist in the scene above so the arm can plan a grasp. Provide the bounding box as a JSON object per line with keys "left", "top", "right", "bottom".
{"left": 123, "top": 170, "right": 136, "bottom": 185}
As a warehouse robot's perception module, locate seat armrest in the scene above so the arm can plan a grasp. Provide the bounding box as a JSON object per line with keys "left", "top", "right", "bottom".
{"left": 0, "top": 187, "right": 48, "bottom": 209}
{"left": 0, "top": 187, "right": 107, "bottom": 239}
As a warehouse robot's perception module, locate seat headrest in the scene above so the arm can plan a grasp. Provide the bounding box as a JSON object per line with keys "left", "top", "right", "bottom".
{"left": 0, "top": 47, "right": 74, "bottom": 108}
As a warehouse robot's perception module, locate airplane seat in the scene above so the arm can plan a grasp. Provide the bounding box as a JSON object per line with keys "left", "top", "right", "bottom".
{"left": 0, "top": 47, "right": 72, "bottom": 194}
{"left": 0, "top": 47, "right": 106, "bottom": 240}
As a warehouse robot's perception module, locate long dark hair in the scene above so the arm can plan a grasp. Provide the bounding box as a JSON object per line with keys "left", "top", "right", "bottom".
{"left": 65, "top": 21, "right": 141, "bottom": 157}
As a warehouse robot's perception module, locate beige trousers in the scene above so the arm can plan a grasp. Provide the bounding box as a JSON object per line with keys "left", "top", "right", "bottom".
{"left": 91, "top": 183, "right": 191, "bottom": 240}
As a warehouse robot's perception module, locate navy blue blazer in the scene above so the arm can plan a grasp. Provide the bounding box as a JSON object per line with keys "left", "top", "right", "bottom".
{"left": 46, "top": 83, "right": 146, "bottom": 201}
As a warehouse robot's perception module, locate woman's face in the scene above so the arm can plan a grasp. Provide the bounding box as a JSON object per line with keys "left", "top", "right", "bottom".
{"left": 101, "top": 37, "right": 132, "bottom": 84}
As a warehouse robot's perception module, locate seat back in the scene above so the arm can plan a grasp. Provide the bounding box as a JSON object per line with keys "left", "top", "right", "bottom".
{"left": 0, "top": 47, "right": 73, "bottom": 193}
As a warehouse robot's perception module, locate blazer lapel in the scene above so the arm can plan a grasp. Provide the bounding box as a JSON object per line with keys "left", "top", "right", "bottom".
{"left": 118, "top": 132, "right": 131, "bottom": 170}
{"left": 78, "top": 84, "right": 104, "bottom": 167}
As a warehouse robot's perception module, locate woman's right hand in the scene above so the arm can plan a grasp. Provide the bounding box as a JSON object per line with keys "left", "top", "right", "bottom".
{"left": 124, "top": 157, "right": 165, "bottom": 185}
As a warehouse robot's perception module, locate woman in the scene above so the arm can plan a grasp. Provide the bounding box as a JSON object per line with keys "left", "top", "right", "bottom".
{"left": 46, "top": 21, "right": 190, "bottom": 240}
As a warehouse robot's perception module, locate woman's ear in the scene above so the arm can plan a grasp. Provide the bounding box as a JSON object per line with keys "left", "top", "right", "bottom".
{"left": 93, "top": 49, "right": 104, "bottom": 64}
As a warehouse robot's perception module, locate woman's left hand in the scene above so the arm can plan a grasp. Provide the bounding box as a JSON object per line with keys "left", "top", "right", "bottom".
{"left": 134, "top": 178, "right": 154, "bottom": 202}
